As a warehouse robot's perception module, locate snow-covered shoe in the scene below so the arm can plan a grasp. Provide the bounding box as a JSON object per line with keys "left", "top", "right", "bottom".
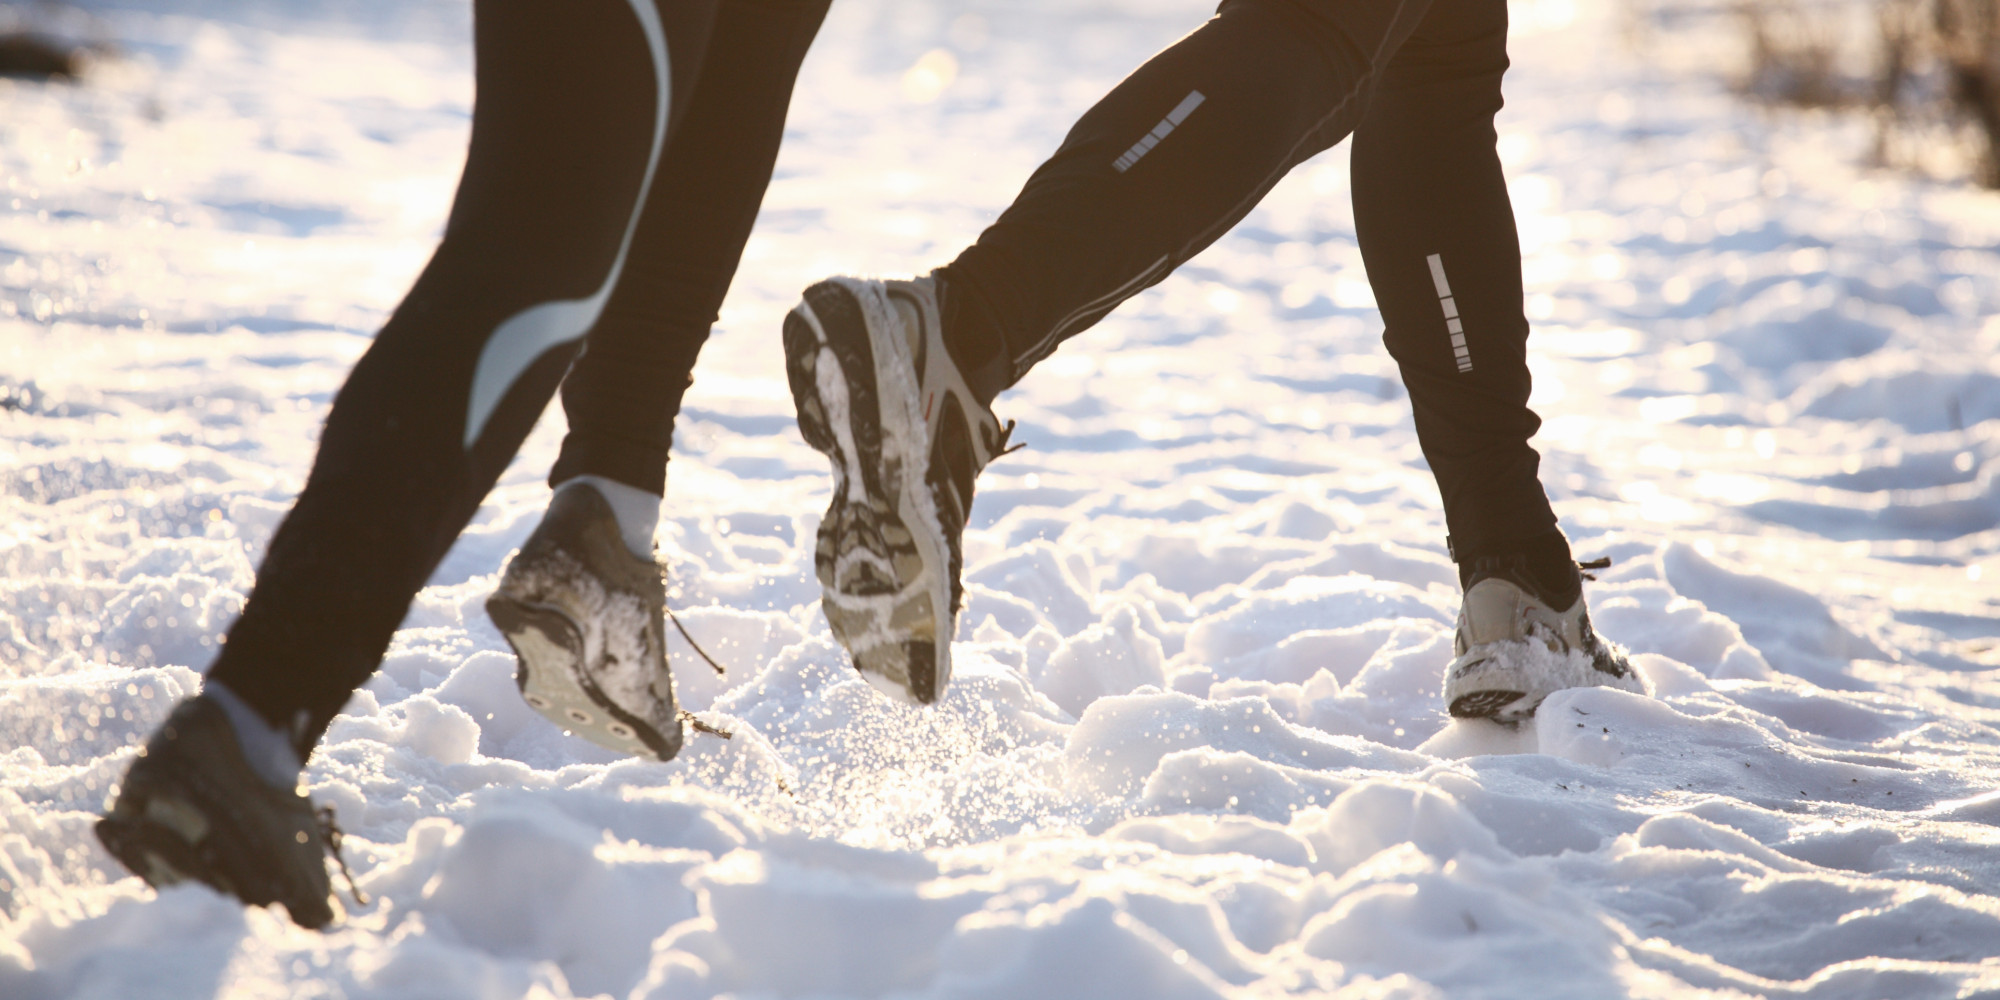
{"left": 1443, "top": 557, "right": 1641, "bottom": 722}
{"left": 486, "top": 482, "right": 683, "bottom": 760}
{"left": 783, "top": 275, "right": 1014, "bottom": 704}
{"left": 95, "top": 695, "right": 337, "bottom": 929}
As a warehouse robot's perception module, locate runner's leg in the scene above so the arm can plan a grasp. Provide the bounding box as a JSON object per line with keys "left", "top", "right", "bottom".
{"left": 935, "top": 0, "right": 1436, "bottom": 400}
{"left": 551, "top": 0, "right": 833, "bottom": 496}
{"left": 785, "top": 0, "right": 1450, "bottom": 702}
{"left": 1347, "top": 0, "right": 1630, "bottom": 721}
{"left": 934, "top": 0, "right": 1565, "bottom": 581}
{"left": 205, "top": 0, "right": 716, "bottom": 755}
{"left": 1350, "top": 0, "right": 1574, "bottom": 593}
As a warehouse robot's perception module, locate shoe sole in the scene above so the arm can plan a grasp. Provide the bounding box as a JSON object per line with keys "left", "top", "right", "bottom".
{"left": 486, "top": 593, "right": 680, "bottom": 759}
{"left": 1448, "top": 686, "right": 1533, "bottom": 720}
{"left": 1444, "top": 643, "right": 1641, "bottom": 723}
{"left": 95, "top": 768, "right": 335, "bottom": 928}
{"left": 784, "top": 279, "right": 950, "bottom": 704}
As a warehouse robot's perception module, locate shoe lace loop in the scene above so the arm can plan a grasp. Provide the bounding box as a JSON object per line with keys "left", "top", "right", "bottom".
{"left": 1577, "top": 556, "right": 1612, "bottom": 581}
{"left": 991, "top": 418, "right": 1025, "bottom": 460}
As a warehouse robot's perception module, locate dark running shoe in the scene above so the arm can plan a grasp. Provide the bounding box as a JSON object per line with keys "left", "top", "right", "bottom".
{"left": 486, "top": 481, "right": 683, "bottom": 760}
{"left": 783, "top": 275, "right": 1014, "bottom": 704}
{"left": 96, "top": 695, "right": 337, "bottom": 929}
{"left": 1443, "top": 556, "right": 1641, "bottom": 722}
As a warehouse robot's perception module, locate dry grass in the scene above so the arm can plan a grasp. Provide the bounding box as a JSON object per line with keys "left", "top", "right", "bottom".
{"left": 1739, "top": 0, "right": 1867, "bottom": 106}
{"left": 1934, "top": 0, "right": 2000, "bottom": 184}
{"left": 1736, "top": 0, "right": 2000, "bottom": 185}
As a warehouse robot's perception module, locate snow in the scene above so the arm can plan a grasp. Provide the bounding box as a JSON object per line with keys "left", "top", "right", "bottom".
{"left": 4, "top": 0, "right": 2000, "bottom": 996}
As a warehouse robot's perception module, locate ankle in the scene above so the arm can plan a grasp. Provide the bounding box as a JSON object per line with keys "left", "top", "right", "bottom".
{"left": 1455, "top": 531, "right": 1581, "bottom": 609}
{"left": 555, "top": 475, "right": 661, "bottom": 557}
{"left": 935, "top": 268, "right": 1013, "bottom": 407}
{"left": 202, "top": 681, "right": 305, "bottom": 790}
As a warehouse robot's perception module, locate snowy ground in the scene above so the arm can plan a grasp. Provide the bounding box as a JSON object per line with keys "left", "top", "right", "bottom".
{"left": 4, "top": 0, "right": 2000, "bottom": 996}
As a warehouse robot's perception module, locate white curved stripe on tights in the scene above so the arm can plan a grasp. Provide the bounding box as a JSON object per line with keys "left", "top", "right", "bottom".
{"left": 461, "top": 0, "right": 672, "bottom": 449}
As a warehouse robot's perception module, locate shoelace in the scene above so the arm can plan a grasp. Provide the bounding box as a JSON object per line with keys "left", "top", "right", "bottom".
{"left": 664, "top": 608, "right": 735, "bottom": 746}
{"left": 657, "top": 600, "right": 794, "bottom": 791}
{"left": 665, "top": 606, "right": 726, "bottom": 676}
{"left": 660, "top": 608, "right": 766, "bottom": 776}
{"left": 661, "top": 613, "right": 799, "bottom": 796}
{"left": 317, "top": 804, "right": 368, "bottom": 908}
{"left": 1578, "top": 556, "right": 1612, "bottom": 580}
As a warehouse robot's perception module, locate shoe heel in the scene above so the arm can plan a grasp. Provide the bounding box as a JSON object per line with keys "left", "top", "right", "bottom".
{"left": 784, "top": 304, "right": 841, "bottom": 457}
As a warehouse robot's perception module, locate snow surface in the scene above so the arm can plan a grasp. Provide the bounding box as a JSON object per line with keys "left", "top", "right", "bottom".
{"left": 4, "top": 0, "right": 2000, "bottom": 996}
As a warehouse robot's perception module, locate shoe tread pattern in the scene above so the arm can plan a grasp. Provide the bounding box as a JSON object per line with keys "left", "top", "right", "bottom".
{"left": 785, "top": 280, "right": 942, "bottom": 703}
{"left": 487, "top": 484, "right": 683, "bottom": 760}
{"left": 486, "top": 593, "right": 679, "bottom": 759}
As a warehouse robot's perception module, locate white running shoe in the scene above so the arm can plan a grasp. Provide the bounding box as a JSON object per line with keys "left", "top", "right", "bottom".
{"left": 783, "top": 275, "right": 1015, "bottom": 704}
{"left": 1443, "top": 559, "right": 1641, "bottom": 722}
{"left": 486, "top": 482, "right": 683, "bottom": 759}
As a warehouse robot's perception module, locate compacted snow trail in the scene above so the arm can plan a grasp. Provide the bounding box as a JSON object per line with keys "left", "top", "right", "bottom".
{"left": 4, "top": 0, "right": 2000, "bottom": 996}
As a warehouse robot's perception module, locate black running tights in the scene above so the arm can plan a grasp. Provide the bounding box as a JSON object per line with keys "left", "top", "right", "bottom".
{"left": 939, "top": 0, "right": 1561, "bottom": 565}
{"left": 213, "top": 0, "right": 1558, "bottom": 744}
{"left": 208, "top": 0, "right": 829, "bottom": 744}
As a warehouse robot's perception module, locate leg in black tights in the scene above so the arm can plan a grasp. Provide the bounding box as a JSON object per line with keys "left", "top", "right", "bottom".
{"left": 1351, "top": 0, "right": 1562, "bottom": 575}
{"left": 553, "top": 0, "right": 832, "bottom": 496}
{"left": 207, "top": 0, "right": 828, "bottom": 754}
{"left": 936, "top": 0, "right": 1570, "bottom": 586}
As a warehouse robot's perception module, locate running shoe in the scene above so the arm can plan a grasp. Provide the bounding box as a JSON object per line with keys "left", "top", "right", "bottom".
{"left": 1443, "top": 556, "right": 1641, "bottom": 722}
{"left": 96, "top": 695, "right": 337, "bottom": 929}
{"left": 783, "top": 275, "right": 1014, "bottom": 704}
{"left": 486, "top": 482, "right": 683, "bottom": 759}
